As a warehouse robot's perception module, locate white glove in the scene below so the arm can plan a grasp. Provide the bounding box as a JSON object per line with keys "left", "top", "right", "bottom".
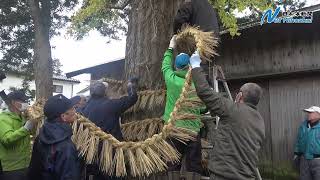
{"left": 169, "top": 35, "right": 177, "bottom": 49}
{"left": 24, "top": 120, "right": 35, "bottom": 132}
{"left": 190, "top": 50, "right": 201, "bottom": 69}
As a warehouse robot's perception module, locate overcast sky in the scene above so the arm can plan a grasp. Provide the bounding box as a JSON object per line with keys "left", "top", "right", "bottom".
{"left": 50, "top": 0, "right": 319, "bottom": 94}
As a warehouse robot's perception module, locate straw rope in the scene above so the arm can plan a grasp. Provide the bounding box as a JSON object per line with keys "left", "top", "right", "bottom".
{"left": 25, "top": 68, "right": 204, "bottom": 177}
{"left": 24, "top": 26, "right": 219, "bottom": 177}
{"left": 121, "top": 118, "right": 164, "bottom": 141}
{"left": 124, "top": 90, "right": 166, "bottom": 114}
{"left": 176, "top": 26, "right": 219, "bottom": 62}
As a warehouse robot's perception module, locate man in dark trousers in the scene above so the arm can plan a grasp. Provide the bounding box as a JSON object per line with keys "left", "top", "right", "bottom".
{"left": 28, "top": 94, "right": 80, "bottom": 180}
{"left": 82, "top": 79, "right": 138, "bottom": 180}
{"left": 189, "top": 51, "right": 265, "bottom": 180}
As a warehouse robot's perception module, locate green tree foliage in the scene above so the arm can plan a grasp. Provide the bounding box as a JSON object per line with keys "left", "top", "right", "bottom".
{"left": 70, "top": 0, "right": 307, "bottom": 38}
{"left": 69, "top": 0, "right": 128, "bottom": 40}
{"left": 70, "top": 0, "right": 271, "bottom": 38}
{"left": 0, "top": 0, "right": 78, "bottom": 77}
{"left": 209, "top": 0, "right": 270, "bottom": 36}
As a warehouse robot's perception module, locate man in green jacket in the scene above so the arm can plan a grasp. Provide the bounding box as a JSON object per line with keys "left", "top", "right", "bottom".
{"left": 189, "top": 50, "right": 265, "bottom": 180}
{"left": 162, "top": 36, "right": 203, "bottom": 175}
{"left": 0, "top": 91, "right": 35, "bottom": 180}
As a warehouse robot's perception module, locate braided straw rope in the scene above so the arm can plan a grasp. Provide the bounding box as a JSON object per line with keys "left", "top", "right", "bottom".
{"left": 71, "top": 68, "right": 202, "bottom": 177}
{"left": 103, "top": 78, "right": 124, "bottom": 85}
{"left": 121, "top": 118, "right": 164, "bottom": 141}
{"left": 25, "top": 68, "right": 204, "bottom": 177}
{"left": 24, "top": 26, "right": 219, "bottom": 177}
{"left": 124, "top": 90, "right": 166, "bottom": 114}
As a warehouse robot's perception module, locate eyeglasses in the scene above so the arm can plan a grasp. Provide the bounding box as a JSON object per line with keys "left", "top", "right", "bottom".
{"left": 64, "top": 107, "right": 76, "bottom": 115}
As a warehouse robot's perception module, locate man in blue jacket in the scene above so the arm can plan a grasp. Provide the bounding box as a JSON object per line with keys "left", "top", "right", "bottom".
{"left": 82, "top": 79, "right": 138, "bottom": 180}
{"left": 28, "top": 94, "right": 80, "bottom": 180}
{"left": 294, "top": 106, "right": 320, "bottom": 180}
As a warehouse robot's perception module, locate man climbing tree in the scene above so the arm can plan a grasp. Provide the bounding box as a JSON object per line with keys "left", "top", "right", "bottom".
{"left": 174, "top": 0, "right": 220, "bottom": 87}
{"left": 173, "top": 0, "right": 220, "bottom": 35}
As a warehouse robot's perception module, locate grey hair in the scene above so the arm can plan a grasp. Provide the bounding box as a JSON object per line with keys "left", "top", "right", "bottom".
{"left": 240, "top": 83, "right": 262, "bottom": 106}
{"left": 90, "top": 81, "right": 109, "bottom": 97}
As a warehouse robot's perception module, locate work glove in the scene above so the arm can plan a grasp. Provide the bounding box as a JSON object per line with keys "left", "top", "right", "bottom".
{"left": 190, "top": 50, "right": 201, "bottom": 69}
{"left": 169, "top": 35, "right": 177, "bottom": 49}
{"left": 127, "top": 77, "right": 139, "bottom": 95}
{"left": 24, "top": 120, "right": 35, "bottom": 132}
{"left": 128, "top": 77, "right": 139, "bottom": 86}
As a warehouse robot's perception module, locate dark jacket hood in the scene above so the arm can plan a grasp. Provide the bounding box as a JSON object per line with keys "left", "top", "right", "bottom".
{"left": 39, "top": 119, "right": 72, "bottom": 145}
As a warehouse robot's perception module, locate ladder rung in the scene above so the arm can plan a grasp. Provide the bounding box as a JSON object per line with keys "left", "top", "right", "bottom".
{"left": 202, "top": 145, "right": 214, "bottom": 149}
{"left": 201, "top": 176, "right": 210, "bottom": 180}
{"left": 217, "top": 78, "right": 226, "bottom": 82}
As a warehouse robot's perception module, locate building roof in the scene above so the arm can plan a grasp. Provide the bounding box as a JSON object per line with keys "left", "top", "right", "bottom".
{"left": 76, "top": 86, "right": 90, "bottom": 94}
{"left": 66, "top": 57, "right": 125, "bottom": 78}
{"left": 53, "top": 75, "right": 80, "bottom": 83}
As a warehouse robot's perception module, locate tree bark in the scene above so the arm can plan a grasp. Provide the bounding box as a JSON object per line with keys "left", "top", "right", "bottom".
{"left": 28, "top": 0, "right": 53, "bottom": 99}
{"left": 125, "top": 0, "right": 184, "bottom": 90}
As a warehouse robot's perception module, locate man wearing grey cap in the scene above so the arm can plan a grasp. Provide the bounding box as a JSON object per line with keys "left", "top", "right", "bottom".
{"left": 294, "top": 106, "right": 320, "bottom": 180}
{"left": 0, "top": 90, "right": 34, "bottom": 180}
{"left": 83, "top": 78, "right": 138, "bottom": 180}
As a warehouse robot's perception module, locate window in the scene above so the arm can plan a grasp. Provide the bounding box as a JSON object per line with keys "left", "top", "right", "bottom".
{"left": 53, "top": 85, "right": 63, "bottom": 93}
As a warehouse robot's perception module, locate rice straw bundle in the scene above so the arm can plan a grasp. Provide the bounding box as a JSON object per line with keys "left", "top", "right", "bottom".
{"left": 24, "top": 99, "right": 46, "bottom": 135}
{"left": 175, "top": 26, "right": 219, "bottom": 62}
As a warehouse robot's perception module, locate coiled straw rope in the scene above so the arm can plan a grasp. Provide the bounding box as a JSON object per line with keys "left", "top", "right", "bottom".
{"left": 25, "top": 26, "right": 218, "bottom": 177}
{"left": 25, "top": 68, "right": 204, "bottom": 177}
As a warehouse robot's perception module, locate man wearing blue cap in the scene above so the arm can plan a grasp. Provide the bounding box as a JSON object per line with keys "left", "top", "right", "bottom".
{"left": 0, "top": 90, "right": 34, "bottom": 180}
{"left": 161, "top": 36, "right": 203, "bottom": 176}
{"left": 28, "top": 94, "right": 80, "bottom": 180}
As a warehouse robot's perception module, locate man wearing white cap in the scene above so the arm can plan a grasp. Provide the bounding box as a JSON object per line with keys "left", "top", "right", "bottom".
{"left": 294, "top": 106, "right": 320, "bottom": 180}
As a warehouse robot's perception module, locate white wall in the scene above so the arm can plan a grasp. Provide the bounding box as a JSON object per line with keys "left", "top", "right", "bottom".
{"left": 0, "top": 74, "right": 76, "bottom": 98}
{"left": 52, "top": 80, "right": 74, "bottom": 98}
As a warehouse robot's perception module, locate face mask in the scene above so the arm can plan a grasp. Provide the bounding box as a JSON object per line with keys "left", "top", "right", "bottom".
{"left": 19, "top": 102, "right": 29, "bottom": 111}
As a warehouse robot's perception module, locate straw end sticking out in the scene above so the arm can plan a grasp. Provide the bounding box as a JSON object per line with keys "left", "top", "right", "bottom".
{"left": 126, "top": 149, "right": 140, "bottom": 177}
{"left": 136, "top": 147, "right": 155, "bottom": 177}
{"left": 100, "top": 140, "right": 112, "bottom": 176}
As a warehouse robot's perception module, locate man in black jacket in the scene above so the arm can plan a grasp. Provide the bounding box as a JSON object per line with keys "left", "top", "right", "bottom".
{"left": 189, "top": 51, "right": 265, "bottom": 180}
{"left": 82, "top": 79, "right": 138, "bottom": 180}
{"left": 82, "top": 79, "right": 138, "bottom": 141}
{"left": 174, "top": 0, "right": 220, "bottom": 88}
{"left": 174, "top": 0, "right": 219, "bottom": 35}
{"left": 28, "top": 94, "right": 80, "bottom": 180}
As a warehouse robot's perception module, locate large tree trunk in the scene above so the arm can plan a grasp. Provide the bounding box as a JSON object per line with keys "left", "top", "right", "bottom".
{"left": 28, "top": 0, "right": 53, "bottom": 99}
{"left": 125, "top": 0, "right": 184, "bottom": 90}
